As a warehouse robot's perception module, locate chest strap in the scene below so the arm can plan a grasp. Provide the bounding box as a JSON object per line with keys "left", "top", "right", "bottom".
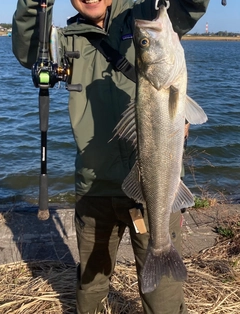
{"left": 87, "top": 36, "right": 136, "bottom": 83}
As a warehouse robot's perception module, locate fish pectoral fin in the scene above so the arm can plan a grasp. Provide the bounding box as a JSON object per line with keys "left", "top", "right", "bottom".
{"left": 122, "top": 162, "right": 145, "bottom": 203}
{"left": 169, "top": 85, "right": 179, "bottom": 119}
{"left": 112, "top": 101, "right": 137, "bottom": 149}
{"left": 185, "top": 95, "right": 208, "bottom": 125}
{"left": 171, "top": 180, "right": 195, "bottom": 213}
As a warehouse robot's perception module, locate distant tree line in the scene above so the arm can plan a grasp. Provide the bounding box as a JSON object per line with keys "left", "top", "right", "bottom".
{"left": 190, "top": 31, "right": 240, "bottom": 37}
{"left": 0, "top": 23, "right": 12, "bottom": 29}
{"left": 1, "top": 23, "right": 239, "bottom": 37}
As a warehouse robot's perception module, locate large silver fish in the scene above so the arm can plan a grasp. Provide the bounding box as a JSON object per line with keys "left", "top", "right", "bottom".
{"left": 114, "top": 4, "right": 207, "bottom": 294}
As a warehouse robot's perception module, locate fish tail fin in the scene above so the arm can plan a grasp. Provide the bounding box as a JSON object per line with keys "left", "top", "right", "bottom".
{"left": 140, "top": 244, "right": 187, "bottom": 294}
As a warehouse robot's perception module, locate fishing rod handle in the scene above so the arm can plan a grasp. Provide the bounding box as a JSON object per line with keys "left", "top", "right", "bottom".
{"left": 38, "top": 174, "right": 50, "bottom": 220}
{"left": 38, "top": 88, "right": 49, "bottom": 220}
{"left": 39, "top": 88, "right": 49, "bottom": 131}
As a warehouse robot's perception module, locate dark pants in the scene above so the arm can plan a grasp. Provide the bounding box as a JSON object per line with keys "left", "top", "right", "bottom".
{"left": 75, "top": 196, "right": 187, "bottom": 314}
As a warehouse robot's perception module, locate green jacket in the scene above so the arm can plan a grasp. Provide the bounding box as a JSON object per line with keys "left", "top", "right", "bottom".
{"left": 12, "top": 0, "right": 209, "bottom": 197}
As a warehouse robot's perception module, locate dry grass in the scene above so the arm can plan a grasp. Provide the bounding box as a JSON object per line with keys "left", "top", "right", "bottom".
{"left": 184, "top": 242, "right": 240, "bottom": 313}
{"left": 1, "top": 218, "right": 240, "bottom": 314}
{"left": 0, "top": 260, "right": 142, "bottom": 314}
{"left": 0, "top": 261, "right": 75, "bottom": 314}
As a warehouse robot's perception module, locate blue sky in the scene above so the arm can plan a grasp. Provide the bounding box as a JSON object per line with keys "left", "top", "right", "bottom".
{"left": 1, "top": 1, "right": 240, "bottom": 33}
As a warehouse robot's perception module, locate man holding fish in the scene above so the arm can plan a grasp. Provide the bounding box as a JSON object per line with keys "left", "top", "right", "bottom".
{"left": 12, "top": 0, "right": 209, "bottom": 313}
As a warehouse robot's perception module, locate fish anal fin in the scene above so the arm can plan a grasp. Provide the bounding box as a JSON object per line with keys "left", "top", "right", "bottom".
{"left": 171, "top": 180, "right": 195, "bottom": 213}
{"left": 122, "top": 162, "right": 145, "bottom": 203}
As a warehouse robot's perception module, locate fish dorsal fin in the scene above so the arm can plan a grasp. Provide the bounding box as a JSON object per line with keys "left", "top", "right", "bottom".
{"left": 122, "top": 162, "right": 145, "bottom": 203}
{"left": 185, "top": 95, "right": 208, "bottom": 125}
{"left": 113, "top": 101, "right": 137, "bottom": 149}
{"left": 171, "top": 180, "right": 195, "bottom": 212}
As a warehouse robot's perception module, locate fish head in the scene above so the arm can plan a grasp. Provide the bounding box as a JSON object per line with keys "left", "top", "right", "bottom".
{"left": 134, "top": 5, "right": 186, "bottom": 90}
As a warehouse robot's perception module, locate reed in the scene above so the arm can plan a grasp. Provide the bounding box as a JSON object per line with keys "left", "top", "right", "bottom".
{"left": 1, "top": 221, "right": 240, "bottom": 314}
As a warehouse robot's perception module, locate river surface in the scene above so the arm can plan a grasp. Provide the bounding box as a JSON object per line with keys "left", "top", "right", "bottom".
{"left": 0, "top": 37, "right": 240, "bottom": 209}
{"left": 182, "top": 39, "right": 240, "bottom": 203}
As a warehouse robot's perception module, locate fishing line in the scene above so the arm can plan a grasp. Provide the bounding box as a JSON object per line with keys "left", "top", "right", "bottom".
{"left": 41, "top": 0, "right": 48, "bottom": 64}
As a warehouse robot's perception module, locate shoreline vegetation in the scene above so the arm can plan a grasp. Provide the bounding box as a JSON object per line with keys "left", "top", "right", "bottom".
{"left": 1, "top": 205, "right": 240, "bottom": 313}
{"left": 182, "top": 35, "right": 240, "bottom": 41}
{"left": 1, "top": 21, "right": 240, "bottom": 41}
{"left": 1, "top": 32, "right": 240, "bottom": 41}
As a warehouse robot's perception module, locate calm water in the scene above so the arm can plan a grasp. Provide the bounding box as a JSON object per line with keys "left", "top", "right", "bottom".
{"left": 182, "top": 40, "right": 240, "bottom": 203}
{"left": 0, "top": 37, "right": 240, "bottom": 209}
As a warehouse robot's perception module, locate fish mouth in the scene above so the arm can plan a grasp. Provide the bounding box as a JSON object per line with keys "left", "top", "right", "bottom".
{"left": 135, "top": 19, "right": 162, "bottom": 33}
{"left": 134, "top": 5, "right": 171, "bottom": 37}
{"left": 135, "top": 4, "right": 167, "bottom": 29}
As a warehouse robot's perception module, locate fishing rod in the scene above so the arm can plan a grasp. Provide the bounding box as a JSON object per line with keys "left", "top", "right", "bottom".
{"left": 155, "top": 0, "right": 227, "bottom": 9}
{"left": 32, "top": 0, "right": 69, "bottom": 220}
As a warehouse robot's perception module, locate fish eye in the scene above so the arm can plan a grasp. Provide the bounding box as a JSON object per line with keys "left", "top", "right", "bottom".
{"left": 140, "top": 38, "right": 149, "bottom": 47}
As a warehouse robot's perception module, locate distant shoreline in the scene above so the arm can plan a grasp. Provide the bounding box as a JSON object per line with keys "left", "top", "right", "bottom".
{"left": 1, "top": 32, "right": 240, "bottom": 41}
{"left": 182, "top": 35, "right": 240, "bottom": 41}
